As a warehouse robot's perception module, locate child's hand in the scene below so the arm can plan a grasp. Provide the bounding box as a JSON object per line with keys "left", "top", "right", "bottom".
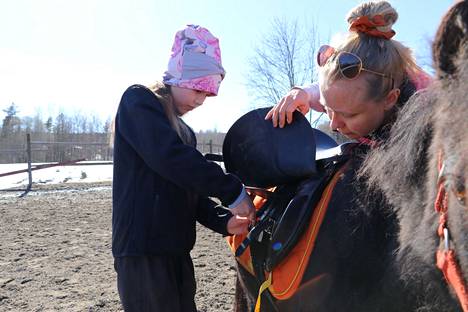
{"left": 229, "top": 195, "right": 256, "bottom": 224}
{"left": 227, "top": 216, "right": 250, "bottom": 235}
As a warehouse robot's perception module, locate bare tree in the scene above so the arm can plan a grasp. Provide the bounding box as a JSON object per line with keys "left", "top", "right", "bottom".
{"left": 246, "top": 18, "right": 321, "bottom": 108}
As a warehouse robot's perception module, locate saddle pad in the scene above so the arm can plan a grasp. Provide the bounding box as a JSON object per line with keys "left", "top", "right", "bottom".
{"left": 226, "top": 163, "right": 348, "bottom": 300}
{"left": 266, "top": 173, "right": 329, "bottom": 271}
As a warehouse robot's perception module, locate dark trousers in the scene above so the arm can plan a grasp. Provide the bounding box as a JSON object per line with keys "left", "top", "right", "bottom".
{"left": 114, "top": 254, "right": 197, "bottom": 312}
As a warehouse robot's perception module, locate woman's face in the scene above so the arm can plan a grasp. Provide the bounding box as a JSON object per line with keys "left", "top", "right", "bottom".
{"left": 320, "top": 75, "right": 396, "bottom": 139}
{"left": 171, "top": 86, "right": 210, "bottom": 116}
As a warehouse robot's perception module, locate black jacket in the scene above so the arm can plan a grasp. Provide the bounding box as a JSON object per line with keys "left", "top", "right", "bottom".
{"left": 112, "top": 84, "right": 242, "bottom": 257}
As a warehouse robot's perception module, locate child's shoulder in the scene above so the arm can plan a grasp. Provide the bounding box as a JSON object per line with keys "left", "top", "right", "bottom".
{"left": 118, "top": 84, "right": 164, "bottom": 117}
{"left": 123, "top": 84, "right": 155, "bottom": 99}
{"left": 121, "top": 84, "right": 161, "bottom": 107}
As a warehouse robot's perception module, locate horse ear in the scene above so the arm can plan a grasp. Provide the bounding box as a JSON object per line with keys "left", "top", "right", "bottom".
{"left": 383, "top": 88, "right": 400, "bottom": 111}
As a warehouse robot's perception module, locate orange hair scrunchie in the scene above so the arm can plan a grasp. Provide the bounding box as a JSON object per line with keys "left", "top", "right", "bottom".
{"left": 350, "top": 14, "right": 396, "bottom": 40}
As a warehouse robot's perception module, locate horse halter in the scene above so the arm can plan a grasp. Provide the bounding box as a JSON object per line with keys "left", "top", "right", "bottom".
{"left": 434, "top": 150, "right": 468, "bottom": 311}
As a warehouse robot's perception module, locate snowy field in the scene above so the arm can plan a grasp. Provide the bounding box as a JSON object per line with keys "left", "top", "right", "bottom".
{"left": 0, "top": 162, "right": 113, "bottom": 191}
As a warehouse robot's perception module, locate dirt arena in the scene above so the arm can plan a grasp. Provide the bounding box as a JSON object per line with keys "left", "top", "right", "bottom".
{"left": 0, "top": 182, "right": 238, "bottom": 311}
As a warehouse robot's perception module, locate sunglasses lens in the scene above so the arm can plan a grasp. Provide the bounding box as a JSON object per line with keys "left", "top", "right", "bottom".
{"left": 338, "top": 53, "right": 361, "bottom": 79}
{"left": 317, "top": 45, "right": 335, "bottom": 67}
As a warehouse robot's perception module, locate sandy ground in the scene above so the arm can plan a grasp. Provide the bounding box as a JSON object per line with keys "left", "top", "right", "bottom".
{"left": 0, "top": 182, "right": 237, "bottom": 312}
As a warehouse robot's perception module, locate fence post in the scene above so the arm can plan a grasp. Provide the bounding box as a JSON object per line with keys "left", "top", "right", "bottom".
{"left": 209, "top": 140, "right": 213, "bottom": 154}
{"left": 20, "top": 133, "right": 33, "bottom": 197}
{"left": 26, "top": 133, "right": 32, "bottom": 187}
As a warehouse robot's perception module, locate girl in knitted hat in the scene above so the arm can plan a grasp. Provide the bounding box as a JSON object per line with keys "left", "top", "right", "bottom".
{"left": 112, "top": 25, "right": 255, "bottom": 312}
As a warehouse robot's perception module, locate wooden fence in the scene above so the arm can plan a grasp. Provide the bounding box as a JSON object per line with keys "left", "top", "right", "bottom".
{"left": 0, "top": 135, "right": 223, "bottom": 196}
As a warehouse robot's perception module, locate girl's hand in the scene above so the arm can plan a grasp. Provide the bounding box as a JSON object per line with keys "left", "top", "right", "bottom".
{"left": 229, "top": 196, "right": 256, "bottom": 224}
{"left": 227, "top": 216, "right": 250, "bottom": 235}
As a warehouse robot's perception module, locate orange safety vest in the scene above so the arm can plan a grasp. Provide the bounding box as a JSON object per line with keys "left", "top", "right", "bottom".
{"left": 226, "top": 164, "right": 347, "bottom": 303}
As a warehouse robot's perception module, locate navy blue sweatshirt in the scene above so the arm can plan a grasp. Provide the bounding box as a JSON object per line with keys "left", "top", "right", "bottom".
{"left": 112, "top": 85, "right": 242, "bottom": 257}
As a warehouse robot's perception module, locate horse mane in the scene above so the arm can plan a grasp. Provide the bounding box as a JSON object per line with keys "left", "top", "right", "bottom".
{"left": 359, "top": 42, "right": 468, "bottom": 311}
{"left": 359, "top": 88, "right": 436, "bottom": 213}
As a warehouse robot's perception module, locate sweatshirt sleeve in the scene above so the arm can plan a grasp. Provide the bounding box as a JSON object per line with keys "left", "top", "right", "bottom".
{"left": 115, "top": 85, "right": 242, "bottom": 206}
{"left": 295, "top": 82, "right": 325, "bottom": 113}
{"left": 407, "top": 69, "right": 432, "bottom": 91}
{"left": 196, "top": 197, "right": 233, "bottom": 236}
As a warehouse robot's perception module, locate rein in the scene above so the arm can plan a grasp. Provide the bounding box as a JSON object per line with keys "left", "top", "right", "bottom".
{"left": 435, "top": 151, "right": 468, "bottom": 311}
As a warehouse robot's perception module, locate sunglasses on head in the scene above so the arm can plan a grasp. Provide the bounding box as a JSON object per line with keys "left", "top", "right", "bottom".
{"left": 317, "top": 45, "right": 394, "bottom": 88}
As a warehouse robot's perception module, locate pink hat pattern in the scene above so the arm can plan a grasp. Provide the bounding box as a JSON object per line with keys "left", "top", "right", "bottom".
{"left": 163, "top": 25, "right": 225, "bottom": 96}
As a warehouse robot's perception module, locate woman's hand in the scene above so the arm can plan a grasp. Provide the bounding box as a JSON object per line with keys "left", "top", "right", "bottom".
{"left": 265, "top": 88, "right": 310, "bottom": 128}
{"left": 227, "top": 215, "right": 250, "bottom": 235}
{"left": 265, "top": 83, "right": 325, "bottom": 128}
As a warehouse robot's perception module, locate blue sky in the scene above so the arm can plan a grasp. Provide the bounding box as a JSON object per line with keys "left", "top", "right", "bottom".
{"left": 0, "top": 0, "right": 454, "bottom": 132}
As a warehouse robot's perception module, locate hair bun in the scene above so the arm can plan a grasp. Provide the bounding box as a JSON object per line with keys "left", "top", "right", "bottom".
{"left": 347, "top": 1, "right": 398, "bottom": 39}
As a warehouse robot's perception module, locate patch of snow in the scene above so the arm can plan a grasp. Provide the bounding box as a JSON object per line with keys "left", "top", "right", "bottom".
{"left": 0, "top": 162, "right": 113, "bottom": 190}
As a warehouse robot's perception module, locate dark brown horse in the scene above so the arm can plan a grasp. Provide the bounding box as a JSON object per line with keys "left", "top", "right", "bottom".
{"left": 361, "top": 2, "right": 467, "bottom": 310}
{"left": 232, "top": 2, "right": 467, "bottom": 311}
{"left": 361, "top": 70, "right": 467, "bottom": 311}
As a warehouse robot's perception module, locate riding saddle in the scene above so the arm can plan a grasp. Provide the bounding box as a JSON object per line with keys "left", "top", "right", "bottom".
{"left": 218, "top": 108, "right": 355, "bottom": 310}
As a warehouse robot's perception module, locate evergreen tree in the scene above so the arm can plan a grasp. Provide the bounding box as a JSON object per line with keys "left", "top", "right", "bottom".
{"left": 1, "top": 103, "right": 21, "bottom": 138}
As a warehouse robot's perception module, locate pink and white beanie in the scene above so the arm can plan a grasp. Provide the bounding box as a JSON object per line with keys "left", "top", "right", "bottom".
{"left": 163, "top": 24, "right": 225, "bottom": 96}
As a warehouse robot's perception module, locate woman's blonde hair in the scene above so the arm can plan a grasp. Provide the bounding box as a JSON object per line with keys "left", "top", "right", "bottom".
{"left": 320, "top": 1, "right": 422, "bottom": 101}
{"left": 148, "top": 82, "right": 193, "bottom": 145}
